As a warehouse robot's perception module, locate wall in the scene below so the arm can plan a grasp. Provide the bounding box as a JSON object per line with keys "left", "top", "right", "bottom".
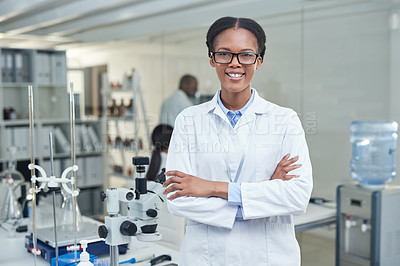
{"left": 67, "top": 5, "right": 400, "bottom": 200}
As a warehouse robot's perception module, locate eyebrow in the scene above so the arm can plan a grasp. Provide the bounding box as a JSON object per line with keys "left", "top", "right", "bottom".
{"left": 216, "top": 47, "right": 255, "bottom": 52}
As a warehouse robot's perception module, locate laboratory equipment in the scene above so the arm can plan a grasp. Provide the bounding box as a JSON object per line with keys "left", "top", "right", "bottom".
{"left": 50, "top": 251, "right": 97, "bottom": 266}
{"left": 336, "top": 184, "right": 400, "bottom": 266}
{"left": 350, "top": 121, "right": 398, "bottom": 189}
{"left": 119, "top": 253, "right": 155, "bottom": 264}
{"left": 0, "top": 175, "right": 23, "bottom": 237}
{"left": 76, "top": 240, "right": 94, "bottom": 266}
{"left": 59, "top": 187, "right": 83, "bottom": 231}
{"left": 98, "top": 156, "right": 165, "bottom": 266}
{"left": 149, "top": 254, "right": 172, "bottom": 265}
{"left": 0, "top": 146, "right": 26, "bottom": 230}
{"left": 25, "top": 233, "right": 125, "bottom": 263}
{"left": 28, "top": 85, "right": 40, "bottom": 265}
{"left": 27, "top": 84, "right": 87, "bottom": 265}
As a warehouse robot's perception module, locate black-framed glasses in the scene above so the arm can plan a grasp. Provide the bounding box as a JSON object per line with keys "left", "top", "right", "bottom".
{"left": 211, "top": 51, "right": 260, "bottom": 65}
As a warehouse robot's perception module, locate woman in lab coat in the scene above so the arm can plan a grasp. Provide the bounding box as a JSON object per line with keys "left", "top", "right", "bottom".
{"left": 163, "top": 17, "right": 313, "bottom": 266}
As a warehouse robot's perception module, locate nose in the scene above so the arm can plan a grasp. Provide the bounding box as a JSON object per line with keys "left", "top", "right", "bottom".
{"left": 229, "top": 54, "right": 241, "bottom": 66}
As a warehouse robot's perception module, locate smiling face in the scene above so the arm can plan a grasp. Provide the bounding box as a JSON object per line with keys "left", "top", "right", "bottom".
{"left": 210, "top": 27, "right": 262, "bottom": 95}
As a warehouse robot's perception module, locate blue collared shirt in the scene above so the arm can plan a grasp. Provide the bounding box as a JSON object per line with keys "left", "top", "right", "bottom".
{"left": 217, "top": 89, "right": 255, "bottom": 219}
{"left": 217, "top": 89, "right": 255, "bottom": 128}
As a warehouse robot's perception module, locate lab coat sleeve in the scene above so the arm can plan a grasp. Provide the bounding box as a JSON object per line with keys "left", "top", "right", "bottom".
{"left": 241, "top": 111, "right": 313, "bottom": 219}
{"left": 166, "top": 112, "right": 238, "bottom": 229}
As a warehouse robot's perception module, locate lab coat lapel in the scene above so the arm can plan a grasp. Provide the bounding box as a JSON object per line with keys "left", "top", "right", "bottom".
{"left": 205, "top": 92, "right": 233, "bottom": 129}
{"left": 235, "top": 90, "right": 268, "bottom": 130}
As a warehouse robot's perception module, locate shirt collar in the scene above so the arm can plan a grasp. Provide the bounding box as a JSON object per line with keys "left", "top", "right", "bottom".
{"left": 205, "top": 88, "right": 270, "bottom": 116}
{"left": 217, "top": 89, "right": 255, "bottom": 117}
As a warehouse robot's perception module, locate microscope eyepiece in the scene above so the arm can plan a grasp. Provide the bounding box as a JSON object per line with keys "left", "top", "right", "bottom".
{"left": 126, "top": 191, "right": 134, "bottom": 201}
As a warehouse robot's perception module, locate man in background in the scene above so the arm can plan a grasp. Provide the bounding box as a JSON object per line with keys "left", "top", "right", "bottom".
{"left": 160, "top": 74, "right": 198, "bottom": 127}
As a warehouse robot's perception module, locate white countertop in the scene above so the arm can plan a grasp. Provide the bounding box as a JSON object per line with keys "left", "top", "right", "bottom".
{"left": 0, "top": 203, "right": 335, "bottom": 265}
{"left": 294, "top": 202, "right": 337, "bottom": 232}
{"left": 0, "top": 226, "right": 179, "bottom": 266}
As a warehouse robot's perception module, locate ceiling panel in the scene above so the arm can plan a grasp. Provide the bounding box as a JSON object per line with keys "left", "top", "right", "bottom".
{"left": 0, "top": 0, "right": 398, "bottom": 49}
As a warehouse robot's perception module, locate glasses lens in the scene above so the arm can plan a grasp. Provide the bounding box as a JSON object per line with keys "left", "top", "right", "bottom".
{"left": 214, "top": 52, "right": 232, "bottom": 63}
{"left": 238, "top": 53, "right": 257, "bottom": 64}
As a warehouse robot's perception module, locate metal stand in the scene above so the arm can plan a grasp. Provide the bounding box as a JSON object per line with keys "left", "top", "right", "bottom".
{"left": 110, "top": 245, "right": 119, "bottom": 266}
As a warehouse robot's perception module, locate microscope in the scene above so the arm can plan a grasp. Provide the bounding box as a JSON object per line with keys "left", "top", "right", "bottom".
{"left": 98, "top": 157, "right": 166, "bottom": 266}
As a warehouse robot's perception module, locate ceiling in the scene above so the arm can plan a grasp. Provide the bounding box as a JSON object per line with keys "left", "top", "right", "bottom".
{"left": 0, "top": 0, "right": 398, "bottom": 50}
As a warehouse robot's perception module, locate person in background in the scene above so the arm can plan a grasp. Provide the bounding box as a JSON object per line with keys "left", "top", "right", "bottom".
{"left": 146, "top": 124, "right": 185, "bottom": 250}
{"left": 146, "top": 124, "right": 173, "bottom": 181}
{"left": 163, "top": 16, "right": 312, "bottom": 265}
{"left": 160, "top": 74, "right": 198, "bottom": 127}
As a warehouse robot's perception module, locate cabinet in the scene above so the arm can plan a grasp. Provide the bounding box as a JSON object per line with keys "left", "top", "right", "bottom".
{"left": 0, "top": 48, "right": 104, "bottom": 218}
{"left": 103, "top": 70, "right": 150, "bottom": 186}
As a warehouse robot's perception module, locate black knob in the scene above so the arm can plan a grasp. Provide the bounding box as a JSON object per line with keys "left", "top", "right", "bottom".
{"left": 146, "top": 209, "right": 158, "bottom": 218}
{"left": 135, "top": 189, "right": 140, "bottom": 200}
{"left": 120, "top": 221, "right": 137, "bottom": 236}
{"left": 100, "top": 191, "right": 107, "bottom": 201}
{"left": 98, "top": 225, "right": 108, "bottom": 239}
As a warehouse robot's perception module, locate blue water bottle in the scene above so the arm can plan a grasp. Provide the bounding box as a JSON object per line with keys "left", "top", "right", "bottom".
{"left": 350, "top": 121, "right": 398, "bottom": 189}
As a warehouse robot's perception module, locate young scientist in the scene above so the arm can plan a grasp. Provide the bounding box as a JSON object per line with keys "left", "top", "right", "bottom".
{"left": 163, "top": 17, "right": 313, "bottom": 265}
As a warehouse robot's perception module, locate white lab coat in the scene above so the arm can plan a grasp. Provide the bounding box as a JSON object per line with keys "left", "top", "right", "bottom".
{"left": 166, "top": 89, "right": 313, "bottom": 266}
{"left": 160, "top": 89, "right": 193, "bottom": 127}
{"left": 157, "top": 152, "right": 186, "bottom": 251}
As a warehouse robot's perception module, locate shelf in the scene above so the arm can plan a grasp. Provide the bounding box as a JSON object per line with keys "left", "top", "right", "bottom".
{"left": 0, "top": 48, "right": 104, "bottom": 218}
{"left": 108, "top": 172, "right": 134, "bottom": 179}
{"left": 40, "top": 118, "right": 102, "bottom": 125}
{"left": 37, "top": 84, "right": 67, "bottom": 88}
{"left": 1, "top": 82, "right": 33, "bottom": 88}
{"left": 3, "top": 119, "right": 30, "bottom": 126}
{"left": 41, "top": 118, "right": 69, "bottom": 125}
{"left": 76, "top": 118, "right": 102, "bottom": 124}
{"left": 106, "top": 115, "right": 135, "bottom": 121}
{"left": 42, "top": 151, "right": 103, "bottom": 160}
{"left": 108, "top": 146, "right": 138, "bottom": 152}
{"left": 108, "top": 88, "right": 133, "bottom": 93}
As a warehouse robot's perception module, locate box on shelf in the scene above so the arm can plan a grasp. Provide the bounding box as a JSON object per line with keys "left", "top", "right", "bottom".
{"left": 51, "top": 53, "right": 67, "bottom": 85}
{"left": 36, "top": 52, "right": 52, "bottom": 85}
{"left": 85, "top": 156, "right": 104, "bottom": 187}
{"left": 87, "top": 125, "right": 102, "bottom": 152}
{"left": 53, "top": 127, "right": 71, "bottom": 154}
{"left": 40, "top": 125, "right": 55, "bottom": 156}
{"left": 4, "top": 126, "right": 34, "bottom": 159}
{"left": 0, "top": 49, "right": 31, "bottom": 83}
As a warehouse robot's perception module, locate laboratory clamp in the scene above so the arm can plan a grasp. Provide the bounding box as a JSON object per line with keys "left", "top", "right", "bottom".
{"left": 22, "top": 84, "right": 169, "bottom": 265}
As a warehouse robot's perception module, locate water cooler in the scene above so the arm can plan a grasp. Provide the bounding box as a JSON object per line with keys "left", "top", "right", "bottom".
{"left": 336, "top": 184, "right": 400, "bottom": 266}
{"left": 336, "top": 121, "right": 400, "bottom": 266}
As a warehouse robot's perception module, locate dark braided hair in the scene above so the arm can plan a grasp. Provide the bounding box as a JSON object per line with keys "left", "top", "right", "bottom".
{"left": 206, "top": 17, "right": 266, "bottom": 62}
{"left": 146, "top": 124, "right": 173, "bottom": 181}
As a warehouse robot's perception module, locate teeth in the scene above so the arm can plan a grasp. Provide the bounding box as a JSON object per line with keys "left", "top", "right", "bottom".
{"left": 227, "top": 73, "right": 243, "bottom": 78}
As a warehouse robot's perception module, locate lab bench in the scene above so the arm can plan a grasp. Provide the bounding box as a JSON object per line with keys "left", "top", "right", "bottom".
{"left": 0, "top": 225, "right": 179, "bottom": 266}
{"left": 0, "top": 202, "right": 334, "bottom": 266}
{"left": 294, "top": 202, "right": 336, "bottom": 232}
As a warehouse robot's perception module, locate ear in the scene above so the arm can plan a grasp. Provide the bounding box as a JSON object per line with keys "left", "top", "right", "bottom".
{"left": 255, "top": 57, "right": 262, "bottom": 70}
{"left": 209, "top": 56, "right": 216, "bottom": 67}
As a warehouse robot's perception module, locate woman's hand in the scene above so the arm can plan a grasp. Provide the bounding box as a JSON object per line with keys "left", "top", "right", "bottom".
{"left": 271, "top": 154, "right": 302, "bottom": 181}
{"left": 163, "top": 170, "right": 228, "bottom": 200}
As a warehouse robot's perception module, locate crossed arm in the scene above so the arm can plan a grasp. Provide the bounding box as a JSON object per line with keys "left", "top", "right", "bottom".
{"left": 163, "top": 153, "right": 302, "bottom": 200}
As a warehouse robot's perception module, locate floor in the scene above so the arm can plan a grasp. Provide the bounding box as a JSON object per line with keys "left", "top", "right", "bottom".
{"left": 297, "top": 227, "right": 336, "bottom": 266}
